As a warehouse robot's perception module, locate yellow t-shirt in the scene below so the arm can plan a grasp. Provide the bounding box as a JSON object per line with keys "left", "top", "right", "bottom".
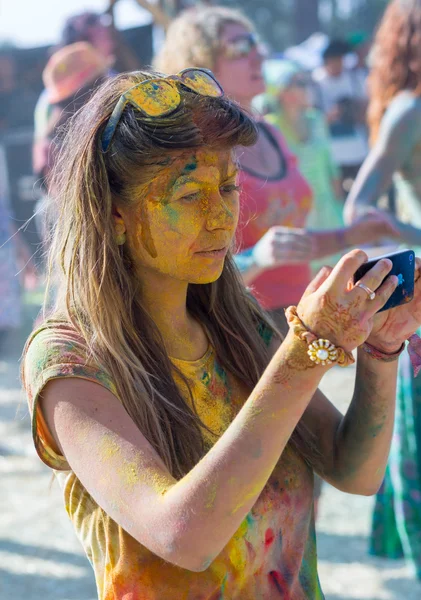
{"left": 22, "top": 319, "right": 324, "bottom": 599}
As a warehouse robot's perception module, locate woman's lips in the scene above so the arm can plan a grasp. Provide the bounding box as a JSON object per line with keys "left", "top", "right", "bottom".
{"left": 195, "top": 247, "right": 228, "bottom": 258}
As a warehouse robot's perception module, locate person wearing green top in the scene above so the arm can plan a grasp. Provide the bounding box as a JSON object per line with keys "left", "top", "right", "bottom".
{"left": 257, "top": 59, "right": 345, "bottom": 274}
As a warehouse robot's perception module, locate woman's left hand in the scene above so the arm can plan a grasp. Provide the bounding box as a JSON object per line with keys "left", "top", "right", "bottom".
{"left": 367, "top": 257, "right": 421, "bottom": 353}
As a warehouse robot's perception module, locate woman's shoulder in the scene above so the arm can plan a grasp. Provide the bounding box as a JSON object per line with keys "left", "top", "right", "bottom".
{"left": 23, "top": 317, "right": 89, "bottom": 369}
{"left": 386, "top": 91, "right": 421, "bottom": 121}
{"left": 22, "top": 316, "right": 118, "bottom": 403}
{"left": 381, "top": 92, "right": 421, "bottom": 140}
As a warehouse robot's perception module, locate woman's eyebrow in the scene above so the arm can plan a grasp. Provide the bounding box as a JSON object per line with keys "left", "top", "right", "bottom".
{"left": 172, "top": 174, "right": 203, "bottom": 187}
{"left": 226, "top": 168, "right": 239, "bottom": 179}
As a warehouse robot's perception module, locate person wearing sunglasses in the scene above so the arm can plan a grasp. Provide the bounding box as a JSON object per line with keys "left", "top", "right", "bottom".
{"left": 18, "top": 11, "right": 421, "bottom": 599}
{"left": 155, "top": 6, "right": 399, "bottom": 336}
{"left": 260, "top": 59, "right": 345, "bottom": 275}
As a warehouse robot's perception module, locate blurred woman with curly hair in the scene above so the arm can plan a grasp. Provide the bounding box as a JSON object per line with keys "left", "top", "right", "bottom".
{"left": 345, "top": 0, "right": 421, "bottom": 579}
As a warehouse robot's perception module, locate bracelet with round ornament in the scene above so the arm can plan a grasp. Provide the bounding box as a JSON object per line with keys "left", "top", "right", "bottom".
{"left": 360, "top": 340, "right": 405, "bottom": 362}
{"left": 285, "top": 306, "right": 355, "bottom": 368}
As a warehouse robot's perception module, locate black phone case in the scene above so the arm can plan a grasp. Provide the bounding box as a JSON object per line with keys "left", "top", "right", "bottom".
{"left": 353, "top": 249, "right": 415, "bottom": 313}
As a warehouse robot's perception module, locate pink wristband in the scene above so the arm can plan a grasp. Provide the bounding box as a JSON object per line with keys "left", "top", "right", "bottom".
{"left": 360, "top": 341, "right": 405, "bottom": 362}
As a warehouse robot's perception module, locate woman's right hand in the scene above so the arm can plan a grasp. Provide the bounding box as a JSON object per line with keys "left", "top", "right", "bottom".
{"left": 252, "top": 226, "right": 314, "bottom": 269}
{"left": 296, "top": 249, "right": 398, "bottom": 352}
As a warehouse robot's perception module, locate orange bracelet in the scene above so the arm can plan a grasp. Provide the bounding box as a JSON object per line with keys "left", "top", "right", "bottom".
{"left": 285, "top": 306, "right": 355, "bottom": 368}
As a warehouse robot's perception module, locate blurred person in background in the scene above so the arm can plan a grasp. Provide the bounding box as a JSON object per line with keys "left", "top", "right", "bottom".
{"left": 347, "top": 31, "right": 371, "bottom": 96}
{"left": 33, "top": 43, "right": 110, "bottom": 246}
{"left": 261, "top": 59, "right": 344, "bottom": 274}
{"left": 156, "top": 5, "right": 399, "bottom": 519}
{"left": 155, "top": 6, "right": 398, "bottom": 333}
{"left": 344, "top": 0, "right": 421, "bottom": 579}
{"left": 313, "top": 39, "right": 369, "bottom": 194}
{"left": 0, "top": 50, "right": 36, "bottom": 131}
{"left": 33, "top": 11, "right": 116, "bottom": 170}
{"left": 20, "top": 55, "right": 421, "bottom": 600}
{"left": 0, "top": 165, "right": 37, "bottom": 359}
{"left": 0, "top": 177, "right": 22, "bottom": 357}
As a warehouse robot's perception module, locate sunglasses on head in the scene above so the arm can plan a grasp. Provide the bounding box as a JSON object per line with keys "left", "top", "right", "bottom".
{"left": 223, "top": 32, "right": 261, "bottom": 60}
{"left": 101, "top": 68, "right": 224, "bottom": 152}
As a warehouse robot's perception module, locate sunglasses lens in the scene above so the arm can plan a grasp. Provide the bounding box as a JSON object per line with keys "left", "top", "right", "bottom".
{"left": 129, "top": 80, "right": 180, "bottom": 117}
{"left": 225, "top": 33, "right": 258, "bottom": 59}
{"left": 180, "top": 69, "right": 223, "bottom": 98}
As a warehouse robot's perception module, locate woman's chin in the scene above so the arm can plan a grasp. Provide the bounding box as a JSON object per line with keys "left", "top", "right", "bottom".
{"left": 188, "top": 265, "right": 225, "bottom": 285}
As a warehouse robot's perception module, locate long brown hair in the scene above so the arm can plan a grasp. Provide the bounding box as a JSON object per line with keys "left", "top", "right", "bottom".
{"left": 36, "top": 70, "right": 318, "bottom": 479}
{"left": 368, "top": 0, "right": 421, "bottom": 143}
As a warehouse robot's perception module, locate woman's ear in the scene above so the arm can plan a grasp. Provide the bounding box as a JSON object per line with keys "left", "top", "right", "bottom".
{"left": 112, "top": 205, "right": 127, "bottom": 246}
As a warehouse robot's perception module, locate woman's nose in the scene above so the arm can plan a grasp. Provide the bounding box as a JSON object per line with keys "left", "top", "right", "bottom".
{"left": 206, "top": 195, "right": 236, "bottom": 231}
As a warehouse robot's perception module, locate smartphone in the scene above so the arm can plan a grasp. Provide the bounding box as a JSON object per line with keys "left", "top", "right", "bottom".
{"left": 353, "top": 249, "right": 415, "bottom": 313}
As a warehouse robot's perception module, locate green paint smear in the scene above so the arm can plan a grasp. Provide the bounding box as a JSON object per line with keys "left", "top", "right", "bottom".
{"left": 163, "top": 203, "right": 180, "bottom": 226}
{"left": 183, "top": 159, "right": 197, "bottom": 172}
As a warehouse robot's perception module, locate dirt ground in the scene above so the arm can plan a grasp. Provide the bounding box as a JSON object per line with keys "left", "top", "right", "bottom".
{"left": 1, "top": 298, "right": 421, "bottom": 600}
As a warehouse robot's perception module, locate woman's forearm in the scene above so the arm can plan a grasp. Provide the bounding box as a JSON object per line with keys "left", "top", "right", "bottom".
{"left": 162, "top": 331, "right": 328, "bottom": 569}
{"left": 395, "top": 221, "right": 421, "bottom": 247}
{"left": 330, "top": 348, "right": 398, "bottom": 495}
{"left": 309, "top": 228, "right": 351, "bottom": 259}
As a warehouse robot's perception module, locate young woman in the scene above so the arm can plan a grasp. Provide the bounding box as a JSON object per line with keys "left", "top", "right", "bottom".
{"left": 21, "top": 64, "right": 421, "bottom": 598}
{"left": 344, "top": 0, "right": 421, "bottom": 580}
{"left": 262, "top": 59, "right": 344, "bottom": 274}
{"left": 155, "top": 6, "right": 398, "bottom": 331}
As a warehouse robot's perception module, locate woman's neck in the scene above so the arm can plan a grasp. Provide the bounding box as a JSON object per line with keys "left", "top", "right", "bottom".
{"left": 137, "top": 270, "right": 208, "bottom": 361}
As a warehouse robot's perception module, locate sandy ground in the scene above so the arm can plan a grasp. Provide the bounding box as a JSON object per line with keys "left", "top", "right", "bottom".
{"left": 1, "top": 299, "right": 421, "bottom": 600}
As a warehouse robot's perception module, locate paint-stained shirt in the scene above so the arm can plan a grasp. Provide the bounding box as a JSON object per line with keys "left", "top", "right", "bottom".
{"left": 22, "top": 318, "right": 324, "bottom": 600}
{"left": 237, "top": 121, "right": 314, "bottom": 309}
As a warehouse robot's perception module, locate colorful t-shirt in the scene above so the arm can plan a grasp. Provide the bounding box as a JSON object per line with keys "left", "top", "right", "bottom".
{"left": 22, "top": 318, "right": 324, "bottom": 600}
{"left": 237, "top": 121, "right": 313, "bottom": 310}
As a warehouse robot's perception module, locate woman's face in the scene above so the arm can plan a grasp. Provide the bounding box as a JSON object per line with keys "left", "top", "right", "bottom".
{"left": 213, "top": 23, "right": 265, "bottom": 101}
{"left": 280, "top": 76, "right": 311, "bottom": 110}
{"left": 119, "top": 148, "right": 240, "bottom": 285}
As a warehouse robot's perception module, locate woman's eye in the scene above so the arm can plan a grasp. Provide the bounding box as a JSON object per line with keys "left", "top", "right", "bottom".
{"left": 220, "top": 184, "right": 240, "bottom": 195}
{"left": 179, "top": 191, "right": 201, "bottom": 203}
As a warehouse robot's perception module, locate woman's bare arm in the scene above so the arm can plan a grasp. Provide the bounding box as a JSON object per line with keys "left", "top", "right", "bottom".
{"left": 298, "top": 350, "right": 398, "bottom": 496}
{"left": 344, "top": 94, "right": 421, "bottom": 238}
{"left": 40, "top": 329, "right": 328, "bottom": 572}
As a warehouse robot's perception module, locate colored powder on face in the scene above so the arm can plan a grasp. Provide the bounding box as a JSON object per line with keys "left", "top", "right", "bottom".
{"left": 183, "top": 158, "right": 197, "bottom": 172}
{"left": 139, "top": 193, "right": 158, "bottom": 258}
{"left": 163, "top": 202, "right": 180, "bottom": 227}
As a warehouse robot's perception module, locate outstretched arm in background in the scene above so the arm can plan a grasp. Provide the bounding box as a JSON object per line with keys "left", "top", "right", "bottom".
{"left": 344, "top": 93, "right": 421, "bottom": 247}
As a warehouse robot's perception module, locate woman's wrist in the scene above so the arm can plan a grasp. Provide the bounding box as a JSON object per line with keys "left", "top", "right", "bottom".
{"left": 360, "top": 339, "right": 405, "bottom": 361}
{"left": 284, "top": 306, "right": 355, "bottom": 369}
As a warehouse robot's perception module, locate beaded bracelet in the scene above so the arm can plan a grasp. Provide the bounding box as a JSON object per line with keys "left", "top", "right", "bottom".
{"left": 285, "top": 306, "right": 355, "bottom": 368}
{"left": 360, "top": 341, "right": 405, "bottom": 362}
